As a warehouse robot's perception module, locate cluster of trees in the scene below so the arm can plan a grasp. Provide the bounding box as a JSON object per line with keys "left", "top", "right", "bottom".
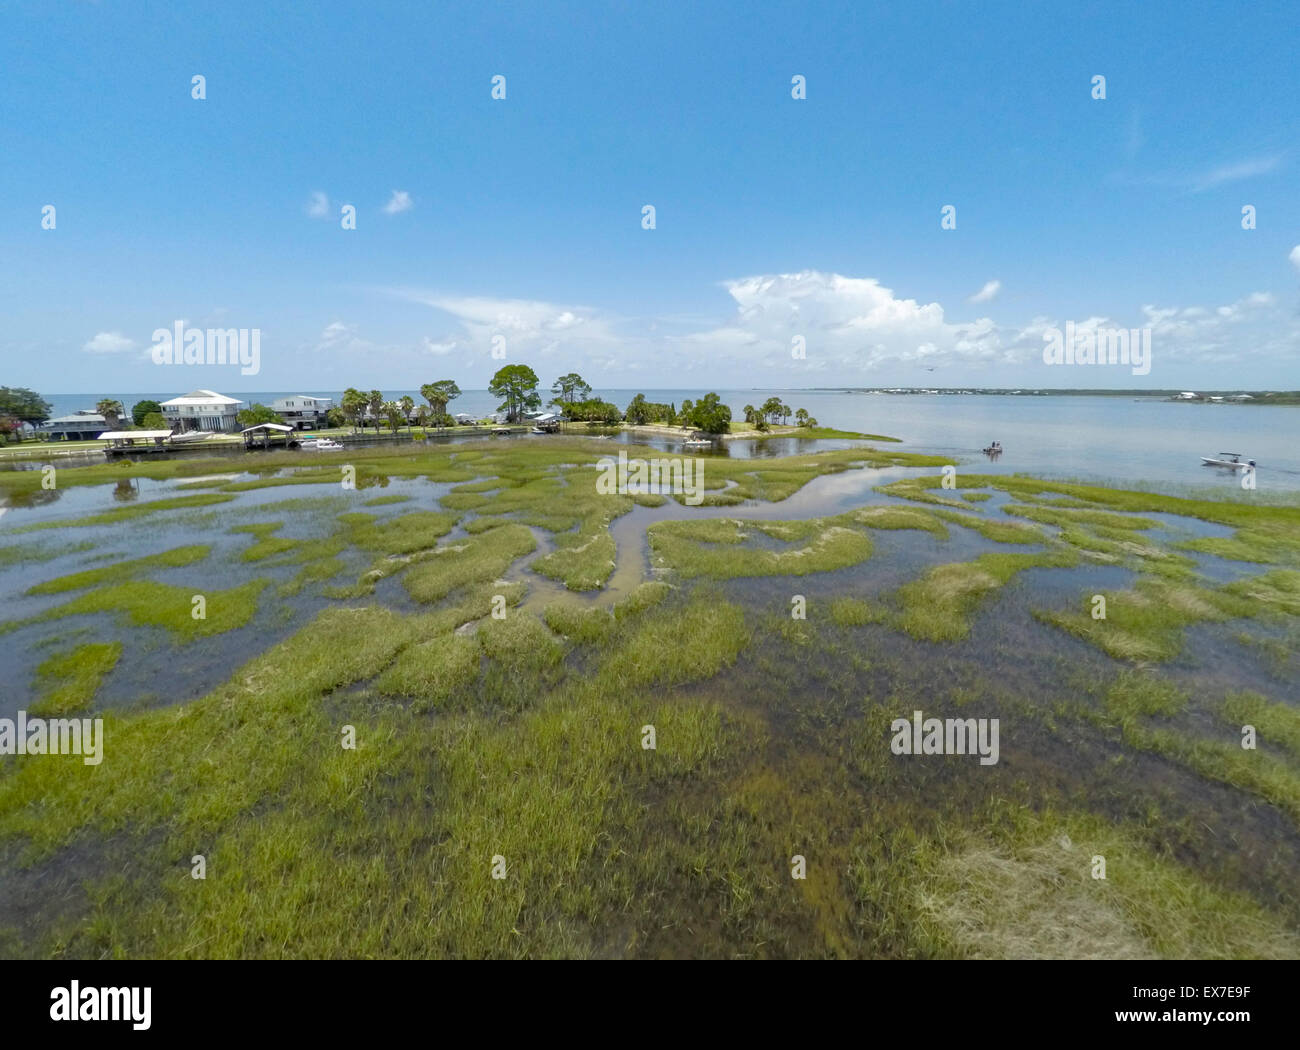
{"left": 338, "top": 384, "right": 461, "bottom": 434}
{"left": 624, "top": 394, "right": 675, "bottom": 425}
{"left": 90, "top": 398, "right": 168, "bottom": 431}
{"left": 675, "top": 393, "right": 733, "bottom": 434}
{"left": 741, "top": 397, "right": 817, "bottom": 431}
{"left": 126, "top": 399, "right": 168, "bottom": 429}
{"left": 234, "top": 403, "right": 280, "bottom": 427}
{"left": 483, "top": 368, "right": 739, "bottom": 434}
{"left": 0, "top": 386, "right": 52, "bottom": 443}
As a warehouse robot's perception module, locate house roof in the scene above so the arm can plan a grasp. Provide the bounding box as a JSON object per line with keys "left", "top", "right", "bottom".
{"left": 241, "top": 423, "right": 295, "bottom": 433}
{"left": 45, "top": 413, "right": 107, "bottom": 425}
{"left": 161, "top": 390, "right": 243, "bottom": 407}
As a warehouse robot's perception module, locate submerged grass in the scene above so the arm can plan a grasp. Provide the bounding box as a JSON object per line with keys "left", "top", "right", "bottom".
{"left": 9, "top": 493, "right": 236, "bottom": 532}
{"left": 893, "top": 549, "right": 1080, "bottom": 641}
{"left": 401, "top": 523, "right": 537, "bottom": 603}
{"left": 649, "top": 518, "right": 874, "bottom": 579}
{"left": 0, "top": 539, "right": 95, "bottom": 568}
{"left": 532, "top": 528, "right": 617, "bottom": 591}
{"left": 29, "top": 642, "right": 123, "bottom": 716}
{"left": 3, "top": 440, "right": 1299, "bottom": 958}
{"left": 1040, "top": 570, "right": 1300, "bottom": 662}
{"left": 26, "top": 545, "right": 210, "bottom": 594}
{"left": 1221, "top": 691, "right": 1300, "bottom": 758}
{"left": 4, "top": 579, "right": 268, "bottom": 641}
{"left": 913, "top": 803, "right": 1297, "bottom": 959}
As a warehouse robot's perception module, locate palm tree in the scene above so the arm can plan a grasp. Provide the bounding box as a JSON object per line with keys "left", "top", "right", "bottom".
{"left": 743, "top": 404, "right": 756, "bottom": 425}
{"left": 367, "top": 390, "right": 384, "bottom": 435}
{"left": 795, "top": 408, "right": 809, "bottom": 427}
{"left": 341, "top": 388, "right": 366, "bottom": 434}
{"left": 96, "top": 399, "right": 124, "bottom": 431}
{"left": 399, "top": 395, "right": 415, "bottom": 433}
{"left": 382, "top": 401, "right": 404, "bottom": 435}
{"left": 420, "top": 380, "right": 461, "bottom": 430}
{"left": 415, "top": 404, "right": 429, "bottom": 433}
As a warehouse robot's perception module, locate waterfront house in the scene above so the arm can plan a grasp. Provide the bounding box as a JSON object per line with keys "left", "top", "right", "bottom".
{"left": 161, "top": 390, "right": 243, "bottom": 432}
{"left": 39, "top": 411, "right": 107, "bottom": 441}
{"left": 273, "top": 395, "right": 333, "bottom": 430}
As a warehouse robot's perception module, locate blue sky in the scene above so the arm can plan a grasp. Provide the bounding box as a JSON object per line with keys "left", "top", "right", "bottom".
{"left": 2, "top": 0, "right": 1298, "bottom": 395}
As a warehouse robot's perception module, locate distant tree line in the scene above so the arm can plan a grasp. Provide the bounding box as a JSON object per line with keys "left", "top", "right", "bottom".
{"left": 3, "top": 369, "right": 822, "bottom": 447}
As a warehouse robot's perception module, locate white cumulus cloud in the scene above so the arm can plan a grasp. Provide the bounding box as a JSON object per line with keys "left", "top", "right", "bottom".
{"left": 83, "top": 331, "right": 136, "bottom": 353}
{"left": 383, "top": 190, "right": 413, "bottom": 215}
{"left": 681, "top": 270, "right": 1003, "bottom": 371}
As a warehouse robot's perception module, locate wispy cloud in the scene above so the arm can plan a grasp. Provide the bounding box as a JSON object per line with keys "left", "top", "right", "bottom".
{"left": 314, "top": 321, "right": 362, "bottom": 350}
{"left": 1124, "top": 109, "right": 1144, "bottom": 162}
{"left": 1188, "top": 156, "right": 1281, "bottom": 191}
{"left": 1290, "top": 245, "right": 1300, "bottom": 271}
{"left": 1115, "top": 154, "right": 1282, "bottom": 194}
{"left": 383, "top": 190, "right": 413, "bottom": 215}
{"left": 968, "top": 280, "right": 1001, "bottom": 304}
{"left": 305, "top": 191, "right": 330, "bottom": 218}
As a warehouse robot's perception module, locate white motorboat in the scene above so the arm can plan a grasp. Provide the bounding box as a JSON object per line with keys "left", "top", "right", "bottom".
{"left": 302, "top": 438, "right": 344, "bottom": 451}
{"left": 1200, "top": 451, "right": 1254, "bottom": 469}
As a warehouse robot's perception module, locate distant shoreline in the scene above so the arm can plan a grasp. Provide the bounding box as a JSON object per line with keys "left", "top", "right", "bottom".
{"left": 818, "top": 388, "right": 1300, "bottom": 404}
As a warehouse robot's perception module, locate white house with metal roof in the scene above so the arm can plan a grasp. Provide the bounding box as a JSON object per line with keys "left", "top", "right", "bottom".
{"left": 161, "top": 390, "right": 244, "bottom": 432}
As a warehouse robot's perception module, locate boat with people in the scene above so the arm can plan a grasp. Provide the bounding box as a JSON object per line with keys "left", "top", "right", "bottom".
{"left": 982, "top": 441, "right": 1003, "bottom": 456}
{"left": 301, "top": 438, "right": 344, "bottom": 451}
{"left": 1200, "top": 451, "right": 1255, "bottom": 470}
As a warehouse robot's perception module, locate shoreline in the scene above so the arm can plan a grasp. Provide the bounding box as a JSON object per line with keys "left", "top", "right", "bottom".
{"left": 0, "top": 421, "right": 894, "bottom": 463}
